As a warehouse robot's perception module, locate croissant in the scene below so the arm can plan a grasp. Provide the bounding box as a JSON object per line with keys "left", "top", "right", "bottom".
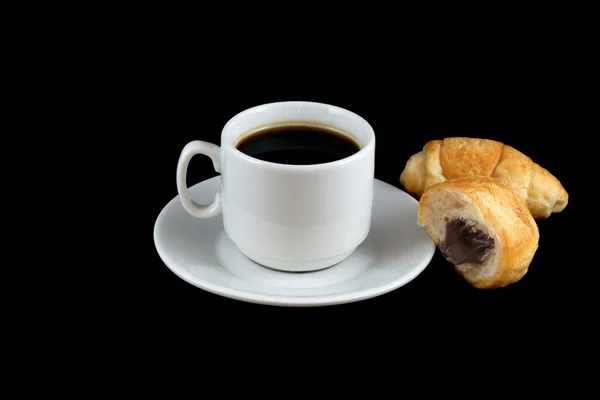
{"left": 399, "top": 137, "right": 568, "bottom": 219}
{"left": 417, "top": 176, "right": 540, "bottom": 289}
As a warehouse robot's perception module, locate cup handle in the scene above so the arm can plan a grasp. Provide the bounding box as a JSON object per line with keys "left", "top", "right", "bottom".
{"left": 176, "top": 140, "right": 222, "bottom": 218}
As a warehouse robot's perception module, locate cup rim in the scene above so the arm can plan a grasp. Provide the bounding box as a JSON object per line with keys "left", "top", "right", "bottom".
{"left": 221, "top": 101, "right": 375, "bottom": 171}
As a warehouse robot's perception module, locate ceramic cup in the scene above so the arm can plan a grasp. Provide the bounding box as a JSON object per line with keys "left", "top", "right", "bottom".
{"left": 176, "top": 101, "right": 375, "bottom": 272}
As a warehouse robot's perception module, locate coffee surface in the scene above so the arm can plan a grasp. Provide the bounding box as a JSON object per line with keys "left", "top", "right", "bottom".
{"left": 439, "top": 219, "right": 495, "bottom": 265}
{"left": 236, "top": 124, "right": 360, "bottom": 165}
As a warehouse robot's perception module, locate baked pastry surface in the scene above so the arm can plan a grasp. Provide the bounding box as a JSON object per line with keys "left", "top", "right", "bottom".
{"left": 417, "top": 176, "right": 540, "bottom": 289}
{"left": 400, "top": 137, "right": 568, "bottom": 219}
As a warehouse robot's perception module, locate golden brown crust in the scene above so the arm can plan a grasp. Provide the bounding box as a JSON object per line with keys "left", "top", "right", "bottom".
{"left": 526, "top": 163, "right": 569, "bottom": 219}
{"left": 423, "top": 140, "right": 447, "bottom": 188}
{"left": 400, "top": 137, "right": 568, "bottom": 219}
{"left": 417, "top": 176, "right": 540, "bottom": 289}
{"left": 399, "top": 151, "right": 426, "bottom": 197}
{"left": 491, "top": 145, "right": 533, "bottom": 203}
{"left": 439, "top": 137, "right": 504, "bottom": 179}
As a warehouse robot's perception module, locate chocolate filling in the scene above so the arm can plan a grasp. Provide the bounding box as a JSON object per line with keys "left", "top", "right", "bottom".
{"left": 439, "top": 219, "right": 495, "bottom": 265}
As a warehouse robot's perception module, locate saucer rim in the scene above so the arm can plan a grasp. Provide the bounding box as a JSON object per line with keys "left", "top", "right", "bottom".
{"left": 153, "top": 177, "right": 435, "bottom": 307}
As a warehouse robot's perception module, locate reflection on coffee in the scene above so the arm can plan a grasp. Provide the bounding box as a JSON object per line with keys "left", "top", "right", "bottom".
{"left": 236, "top": 123, "right": 361, "bottom": 165}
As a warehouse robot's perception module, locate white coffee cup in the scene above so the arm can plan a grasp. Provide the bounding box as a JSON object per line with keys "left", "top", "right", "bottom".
{"left": 176, "top": 101, "right": 375, "bottom": 272}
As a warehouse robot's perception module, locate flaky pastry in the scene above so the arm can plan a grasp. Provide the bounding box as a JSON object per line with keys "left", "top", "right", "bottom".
{"left": 400, "top": 137, "right": 568, "bottom": 219}
{"left": 417, "top": 176, "right": 539, "bottom": 289}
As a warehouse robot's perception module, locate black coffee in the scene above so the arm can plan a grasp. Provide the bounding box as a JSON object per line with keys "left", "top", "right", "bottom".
{"left": 235, "top": 124, "right": 361, "bottom": 165}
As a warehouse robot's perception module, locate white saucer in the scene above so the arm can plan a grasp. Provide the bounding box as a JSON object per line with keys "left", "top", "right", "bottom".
{"left": 153, "top": 177, "right": 435, "bottom": 307}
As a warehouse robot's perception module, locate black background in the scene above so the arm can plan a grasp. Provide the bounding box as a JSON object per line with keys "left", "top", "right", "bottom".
{"left": 136, "top": 67, "right": 583, "bottom": 326}
{"left": 7, "top": 5, "right": 595, "bottom": 384}
{"left": 99, "top": 18, "right": 593, "bottom": 333}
